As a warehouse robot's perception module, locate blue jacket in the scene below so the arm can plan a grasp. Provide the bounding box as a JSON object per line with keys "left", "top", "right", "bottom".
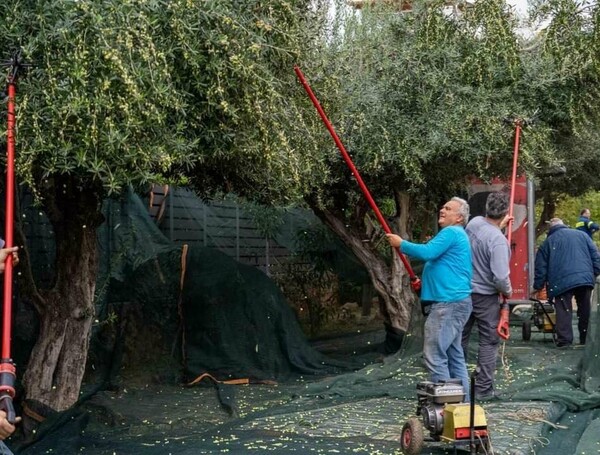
{"left": 400, "top": 225, "right": 472, "bottom": 302}
{"left": 534, "top": 224, "right": 600, "bottom": 297}
{"left": 575, "top": 216, "right": 599, "bottom": 238}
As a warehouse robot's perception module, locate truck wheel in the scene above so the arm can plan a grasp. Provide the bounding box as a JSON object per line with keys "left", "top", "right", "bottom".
{"left": 400, "top": 417, "right": 424, "bottom": 455}
{"left": 522, "top": 321, "right": 531, "bottom": 341}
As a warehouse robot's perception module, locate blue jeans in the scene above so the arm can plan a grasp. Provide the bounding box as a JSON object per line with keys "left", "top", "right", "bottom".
{"left": 0, "top": 441, "right": 13, "bottom": 455}
{"left": 423, "top": 298, "right": 472, "bottom": 400}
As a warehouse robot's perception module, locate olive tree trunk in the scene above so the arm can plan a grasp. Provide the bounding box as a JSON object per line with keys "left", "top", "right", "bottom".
{"left": 22, "top": 178, "right": 103, "bottom": 412}
{"left": 311, "top": 205, "right": 416, "bottom": 334}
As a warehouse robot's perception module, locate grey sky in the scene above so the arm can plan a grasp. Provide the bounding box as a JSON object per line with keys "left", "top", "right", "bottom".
{"left": 507, "top": 0, "right": 528, "bottom": 15}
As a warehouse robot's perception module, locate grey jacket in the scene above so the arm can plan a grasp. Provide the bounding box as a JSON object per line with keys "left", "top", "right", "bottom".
{"left": 466, "top": 216, "right": 512, "bottom": 296}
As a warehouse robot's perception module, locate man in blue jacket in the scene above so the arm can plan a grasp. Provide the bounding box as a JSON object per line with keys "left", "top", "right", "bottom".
{"left": 575, "top": 209, "right": 600, "bottom": 238}
{"left": 386, "top": 197, "right": 472, "bottom": 397}
{"left": 575, "top": 208, "right": 599, "bottom": 239}
{"left": 534, "top": 218, "right": 600, "bottom": 347}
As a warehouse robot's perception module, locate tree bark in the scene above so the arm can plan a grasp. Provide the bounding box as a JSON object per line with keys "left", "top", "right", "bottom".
{"left": 393, "top": 190, "right": 411, "bottom": 239}
{"left": 22, "top": 177, "right": 103, "bottom": 412}
{"left": 535, "top": 190, "right": 556, "bottom": 238}
{"left": 310, "top": 203, "right": 416, "bottom": 333}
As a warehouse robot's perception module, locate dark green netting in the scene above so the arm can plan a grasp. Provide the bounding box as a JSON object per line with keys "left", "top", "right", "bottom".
{"left": 99, "top": 188, "right": 364, "bottom": 381}
{"left": 98, "top": 187, "right": 176, "bottom": 283}
{"left": 180, "top": 246, "right": 349, "bottom": 382}
{"left": 581, "top": 284, "right": 600, "bottom": 395}
{"left": 10, "top": 299, "right": 600, "bottom": 454}
{"left": 7, "top": 187, "right": 600, "bottom": 454}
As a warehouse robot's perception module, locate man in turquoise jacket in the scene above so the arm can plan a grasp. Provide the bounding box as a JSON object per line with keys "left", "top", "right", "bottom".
{"left": 387, "top": 197, "right": 473, "bottom": 397}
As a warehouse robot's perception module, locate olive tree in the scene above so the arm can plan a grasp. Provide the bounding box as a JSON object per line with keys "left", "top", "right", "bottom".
{"left": 296, "top": 0, "right": 557, "bottom": 345}
{"left": 0, "top": 0, "right": 325, "bottom": 412}
{"left": 526, "top": 0, "right": 600, "bottom": 232}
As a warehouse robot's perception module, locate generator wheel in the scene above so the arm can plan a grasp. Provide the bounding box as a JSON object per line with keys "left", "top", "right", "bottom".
{"left": 400, "top": 417, "right": 424, "bottom": 455}
{"left": 522, "top": 321, "right": 531, "bottom": 341}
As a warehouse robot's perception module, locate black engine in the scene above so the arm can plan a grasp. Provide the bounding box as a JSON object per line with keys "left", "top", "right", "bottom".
{"left": 416, "top": 379, "right": 465, "bottom": 435}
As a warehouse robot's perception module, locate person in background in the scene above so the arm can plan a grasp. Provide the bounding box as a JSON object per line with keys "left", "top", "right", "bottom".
{"left": 0, "top": 409, "right": 17, "bottom": 454}
{"left": 533, "top": 218, "right": 600, "bottom": 347}
{"left": 575, "top": 208, "right": 599, "bottom": 239}
{"left": 386, "top": 197, "right": 473, "bottom": 398}
{"left": 462, "top": 192, "right": 512, "bottom": 401}
{"left": 0, "top": 245, "right": 20, "bottom": 455}
{"left": 0, "top": 246, "right": 18, "bottom": 273}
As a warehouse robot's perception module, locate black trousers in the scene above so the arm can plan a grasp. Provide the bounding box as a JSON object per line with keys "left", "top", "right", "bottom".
{"left": 553, "top": 286, "right": 592, "bottom": 346}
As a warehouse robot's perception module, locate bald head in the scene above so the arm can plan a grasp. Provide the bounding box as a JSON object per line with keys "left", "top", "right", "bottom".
{"left": 549, "top": 218, "right": 564, "bottom": 227}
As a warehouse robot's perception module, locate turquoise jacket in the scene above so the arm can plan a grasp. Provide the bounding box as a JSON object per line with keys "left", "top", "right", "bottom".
{"left": 400, "top": 225, "right": 472, "bottom": 302}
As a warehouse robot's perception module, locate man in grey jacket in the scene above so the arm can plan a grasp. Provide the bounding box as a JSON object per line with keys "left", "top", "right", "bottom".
{"left": 462, "top": 192, "right": 512, "bottom": 400}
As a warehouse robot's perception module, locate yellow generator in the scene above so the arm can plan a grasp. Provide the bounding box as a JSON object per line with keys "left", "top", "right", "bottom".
{"left": 400, "top": 371, "right": 491, "bottom": 454}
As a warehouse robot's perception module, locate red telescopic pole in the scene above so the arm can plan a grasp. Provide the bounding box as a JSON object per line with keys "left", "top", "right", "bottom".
{"left": 3, "top": 81, "right": 15, "bottom": 360}
{"left": 497, "top": 118, "right": 524, "bottom": 341}
{"left": 0, "top": 51, "right": 27, "bottom": 423}
{"left": 506, "top": 120, "right": 522, "bottom": 247}
{"left": 294, "top": 65, "right": 421, "bottom": 292}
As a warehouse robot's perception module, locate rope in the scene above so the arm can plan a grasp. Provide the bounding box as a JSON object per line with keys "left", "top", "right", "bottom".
{"left": 476, "top": 432, "right": 494, "bottom": 455}
{"left": 500, "top": 341, "right": 514, "bottom": 382}
{"left": 186, "top": 372, "right": 250, "bottom": 387}
{"left": 507, "top": 408, "right": 568, "bottom": 430}
{"left": 185, "top": 372, "right": 278, "bottom": 387}
{"left": 528, "top": 436, "right": 550, "bottom": 455}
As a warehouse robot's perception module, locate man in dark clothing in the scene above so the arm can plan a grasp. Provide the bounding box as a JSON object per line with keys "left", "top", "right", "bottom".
{"left": 534, "top": 218, "right": 600, "bottom": 346}
{"left": 575, "top": 208, "right": 599, "bottom": 238}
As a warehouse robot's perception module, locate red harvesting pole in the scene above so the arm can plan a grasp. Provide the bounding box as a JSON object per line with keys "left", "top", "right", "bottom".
{"left": 506, "top": 119, "right": 522, "bottom": 247}
{"left": 3, "top": 80, "right": 15, "bottom": 360}
{"left": 294, "top": 65, "right": 421, "bottom": 291}
{"left": 0, "top": 50, "right": 28, "bottom": 424}
{"left": 497, "top": 117, "right": 526, "bottom": 341}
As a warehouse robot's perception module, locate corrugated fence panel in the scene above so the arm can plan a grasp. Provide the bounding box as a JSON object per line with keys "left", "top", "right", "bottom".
{"left": 158, "top": 188, "right": 296, "bottom": 273}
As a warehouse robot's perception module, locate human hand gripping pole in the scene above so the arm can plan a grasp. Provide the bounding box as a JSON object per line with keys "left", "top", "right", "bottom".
{"left": 497, "top": 302, "right": 510, "bottom": 340}
{"left": 294, "top": 65, "right": 421, "bottom": 292}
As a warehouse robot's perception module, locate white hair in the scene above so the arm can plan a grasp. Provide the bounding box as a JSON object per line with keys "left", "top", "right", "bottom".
{"left": 451, "top": 197, "right": 470, "bottom": 226}
{"left": 549, "top": 217, "right": 564, "bottom": 226}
